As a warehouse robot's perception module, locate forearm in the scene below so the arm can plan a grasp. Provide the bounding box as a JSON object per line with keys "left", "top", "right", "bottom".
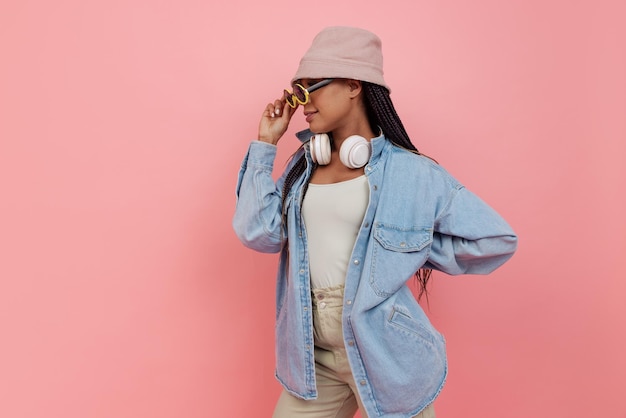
{"left": 232, "top": 141, "right": 285, "bottom": 253}
{"left": 425, "top": 185, "right": 518, "bottom": 275}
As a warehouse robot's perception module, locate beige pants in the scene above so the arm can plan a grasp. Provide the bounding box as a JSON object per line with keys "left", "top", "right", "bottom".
{"left": 273, "top": 285, "right": 435, "bottom": 418}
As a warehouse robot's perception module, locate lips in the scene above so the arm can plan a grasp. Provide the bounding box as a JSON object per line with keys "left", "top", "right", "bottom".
{"left": 304, "top": 111, "right": 317, "bottom": 123}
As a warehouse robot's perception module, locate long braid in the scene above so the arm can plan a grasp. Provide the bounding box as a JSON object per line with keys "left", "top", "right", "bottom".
{"left": 280, "top": 154, "right": 308, "bottom": 229}
{"left": 363, "top": 82, "right": 434, "bottom": 301}
{"left": 363, "top": 82, "right": 417, "bottom": 151}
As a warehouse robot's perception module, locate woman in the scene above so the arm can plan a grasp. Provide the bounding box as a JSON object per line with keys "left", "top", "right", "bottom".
{"left": 233, "top": 26, "right": 517, "bottom": 418}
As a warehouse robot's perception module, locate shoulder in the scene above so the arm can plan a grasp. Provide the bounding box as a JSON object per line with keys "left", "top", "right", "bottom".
{"left": 385, "top": 144, "right": 461, "bottom": 189}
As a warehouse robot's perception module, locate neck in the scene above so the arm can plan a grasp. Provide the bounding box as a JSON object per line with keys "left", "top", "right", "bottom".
{"left": 330, "top": 120, "right": 376, "bottom": 149}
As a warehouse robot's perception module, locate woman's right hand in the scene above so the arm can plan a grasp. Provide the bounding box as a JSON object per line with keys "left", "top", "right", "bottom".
{"left": 258, "top": 98, "right": 297, "bottom": 145}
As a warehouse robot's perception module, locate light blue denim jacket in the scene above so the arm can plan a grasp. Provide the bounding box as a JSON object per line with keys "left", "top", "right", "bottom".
{"left": 233, "top": 130, "right": 517, "bottom": 418}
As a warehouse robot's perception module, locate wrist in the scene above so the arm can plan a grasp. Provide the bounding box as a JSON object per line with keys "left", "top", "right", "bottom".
{"left": 258, "top": 136, "right": 279, "bottom": 145}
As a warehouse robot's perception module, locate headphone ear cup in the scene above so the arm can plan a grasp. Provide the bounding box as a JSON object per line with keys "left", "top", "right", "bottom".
{"left": 339, "top": 135, "right": 371, "bottom": 169}
{"left": 310, "top": 134, "right": 331, "bottom": 165}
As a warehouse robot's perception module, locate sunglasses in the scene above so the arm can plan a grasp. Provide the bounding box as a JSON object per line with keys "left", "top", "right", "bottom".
{"left": 284, "top": 79, "right": 334, "bottom": 108}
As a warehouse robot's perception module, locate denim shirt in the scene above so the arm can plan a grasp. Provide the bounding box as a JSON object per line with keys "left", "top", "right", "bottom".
{"left": 233, "top": 130, "right": 517, "bottom": 418}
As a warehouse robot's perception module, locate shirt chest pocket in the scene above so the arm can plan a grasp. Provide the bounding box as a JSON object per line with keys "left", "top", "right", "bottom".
{"left": 369, "top": 223, "right": 433, "bottom": 297}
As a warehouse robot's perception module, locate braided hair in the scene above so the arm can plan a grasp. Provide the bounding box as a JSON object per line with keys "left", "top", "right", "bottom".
{"left": 280, "top": 82, "right": 433, "bottom": 299}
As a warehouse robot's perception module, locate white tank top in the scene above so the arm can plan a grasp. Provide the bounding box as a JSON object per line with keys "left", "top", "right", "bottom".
{"left": 302, "top": 175, "right": 369, "bottom": 289}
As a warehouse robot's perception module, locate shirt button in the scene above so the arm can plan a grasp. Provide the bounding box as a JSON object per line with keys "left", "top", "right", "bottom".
{"left": 363, "top": 222, "right": 370, "bottom": 228}
{"left": 348, "top": 340, "right": 354, "bottom": 346}
{"left": 319, "top": 302, "right": 326, "bottom": 309}
{"left": 346, "top": 300, "right": 352, "bottom": 305}
{"left": 400, "top": 242, "right": 406, "bottom": 247}
{"left": 373, "top": 185, "right": 378, "bottom": 191}
{"left": 360, "top": 380, "right": 367, "bottom": 386}
{"left": 353, "top": 259, "right": 359, "bottom": 265}
{"left": 299, "top": 269, "right": 304, "bottom": 274}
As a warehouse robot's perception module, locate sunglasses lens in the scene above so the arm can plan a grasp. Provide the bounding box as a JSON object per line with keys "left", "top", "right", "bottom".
{"left": 284, "top": 90, "right": 296, "bottom": 108}
{"left": 294, "top": 85, "right": 308, "bottom": 103}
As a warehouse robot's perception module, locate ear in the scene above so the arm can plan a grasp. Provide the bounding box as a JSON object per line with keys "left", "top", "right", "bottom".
{"left": 346, "top": 79, "right": 362, "bottom": 98}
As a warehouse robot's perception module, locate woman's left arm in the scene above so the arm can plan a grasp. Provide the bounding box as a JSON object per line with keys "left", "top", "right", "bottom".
{"left": 424, "top": 184, "right": 518, "bottom": 275}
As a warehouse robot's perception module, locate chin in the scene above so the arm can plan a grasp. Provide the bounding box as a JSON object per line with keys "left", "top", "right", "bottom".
{"left": 308, "top": 123, "right": 327, "bottom": 135}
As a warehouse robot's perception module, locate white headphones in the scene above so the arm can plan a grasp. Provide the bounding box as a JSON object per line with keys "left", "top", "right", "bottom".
{"left": 309, "top": 133, "right": 372, "bottom": 169}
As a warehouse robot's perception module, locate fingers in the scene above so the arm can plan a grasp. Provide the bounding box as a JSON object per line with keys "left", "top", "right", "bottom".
{"left": 266, "top": 99, "right": 294, "bottom": 119}
{"left": 258, "top": 94, "right": 299, "bottom": 144}
{"left": 258, "top": 97, "right": 294, "bottom": 145}
{"left": 271, "top": 99, "right": 282, "bottom": 118}
{"left": 262, "top": 103, "right": 275, "bottom": 119}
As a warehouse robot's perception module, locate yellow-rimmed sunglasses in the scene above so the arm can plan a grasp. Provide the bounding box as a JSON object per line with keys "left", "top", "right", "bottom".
{"left": 284, "top": 79, "right": 334, "bottom": 108}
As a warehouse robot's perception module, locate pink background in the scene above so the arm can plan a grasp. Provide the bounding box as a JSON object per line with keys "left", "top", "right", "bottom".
{"left": 1, "top": 0, "right": 625, "bottom": 417}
